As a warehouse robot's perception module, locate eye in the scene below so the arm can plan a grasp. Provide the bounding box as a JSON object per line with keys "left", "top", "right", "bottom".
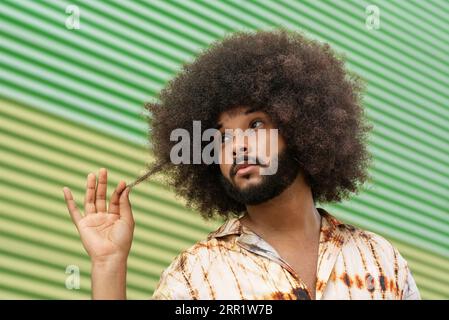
{"left": 250, "top": 119, "right": 264, "bottom": 130}
{"left": 221, "top": 132, "right": 233, "bottom": 144}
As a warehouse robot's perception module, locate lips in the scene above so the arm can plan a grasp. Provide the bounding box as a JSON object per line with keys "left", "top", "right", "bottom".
{"left": 234, "top": 163, "right": 258, "bottom": 176}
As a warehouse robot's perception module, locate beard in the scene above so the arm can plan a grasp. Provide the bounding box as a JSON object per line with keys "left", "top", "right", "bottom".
{"left": 219, "top": 148, "right": 300, "bottom": 206}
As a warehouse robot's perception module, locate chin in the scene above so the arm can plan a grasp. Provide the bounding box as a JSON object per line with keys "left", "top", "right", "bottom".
{"left": 234, "top": 174, "right": 263, "bottom": 189}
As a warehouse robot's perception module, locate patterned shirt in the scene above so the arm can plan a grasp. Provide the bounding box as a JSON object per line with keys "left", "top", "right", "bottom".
{"left": 152, "top": 208, "right": 421, "bottom": 300}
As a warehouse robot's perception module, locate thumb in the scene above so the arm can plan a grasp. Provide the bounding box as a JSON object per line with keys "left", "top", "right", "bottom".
{"left": 119, "top": 187, "right": 133, "bottom": 224}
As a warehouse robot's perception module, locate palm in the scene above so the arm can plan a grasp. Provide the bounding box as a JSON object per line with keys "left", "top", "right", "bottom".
{"left": 78, "top": 213, "right": 132, "bottom": 259}
{"left": 63, "top": 168, "right": 135, "bottom": 262}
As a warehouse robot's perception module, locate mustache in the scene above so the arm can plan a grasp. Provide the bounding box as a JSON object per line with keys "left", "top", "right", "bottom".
{"left": 230, "top": 155, "right": 268, "bottom": 177}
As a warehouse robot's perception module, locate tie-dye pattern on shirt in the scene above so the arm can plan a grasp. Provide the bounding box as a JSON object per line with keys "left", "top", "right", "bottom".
{"left": 152, "top": 208, "right": 420, "bottom": 300}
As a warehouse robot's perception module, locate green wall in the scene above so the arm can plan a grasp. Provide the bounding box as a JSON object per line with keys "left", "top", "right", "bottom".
{"left": 0, "top": 0, "right": 448, "bottom": 299}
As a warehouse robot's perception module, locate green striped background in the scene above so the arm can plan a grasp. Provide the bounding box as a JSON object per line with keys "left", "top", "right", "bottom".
{"left": 0, "top": 0, "right": 448, "bottom": 299}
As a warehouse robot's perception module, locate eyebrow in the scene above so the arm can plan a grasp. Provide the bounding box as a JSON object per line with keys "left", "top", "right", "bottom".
{"left": 215, "top": 107, "right": 258, "bottom": 130}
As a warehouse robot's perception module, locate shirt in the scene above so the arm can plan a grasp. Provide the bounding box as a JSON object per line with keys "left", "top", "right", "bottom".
{"left": 151, "top": 207, "right": 421, "bottom": 300}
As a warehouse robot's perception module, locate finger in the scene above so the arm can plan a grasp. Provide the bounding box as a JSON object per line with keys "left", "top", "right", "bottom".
{"left": 84, "top": 172, "right": 97, "bottom": 214}
{"left": 95, "top": 168, "right": 108, "bottom": 212}
{"left": 109, "top": 181, "right": 126, "bottom": 215}
{"left": 63, "top": 187, "right": 83, "bottom": 227}
{"left": 119, "top": 186, "right": 134, "bottom": 225}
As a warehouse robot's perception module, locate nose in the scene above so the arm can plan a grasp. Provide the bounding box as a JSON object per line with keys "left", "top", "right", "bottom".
{"left": 233, "top": 145, "right": 248, "bottom": 158}
{"left": 232, "top": 134, "right": 251, "bottom": 159}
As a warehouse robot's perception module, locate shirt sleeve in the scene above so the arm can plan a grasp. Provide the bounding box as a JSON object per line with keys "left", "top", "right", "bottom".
{"left": 402, "top": 263, "right": 421, "bottom": 300}
{"left": 151, "top": 252, "right": 196, "bottom": 300}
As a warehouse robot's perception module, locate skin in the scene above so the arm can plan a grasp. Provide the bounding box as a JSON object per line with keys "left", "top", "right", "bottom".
{"left": 63, "top": 106, "right": 321, "bottom": 299}
{"left": 63, "top": 170, "right": 133, "bottom": 299}
{"left": 217, "top": 106, "right": 321, "bottom": 299}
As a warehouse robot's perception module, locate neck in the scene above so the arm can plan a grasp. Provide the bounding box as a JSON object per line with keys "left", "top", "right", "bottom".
{"left": 242, "top": 173, "right": 321, "bottom": 239}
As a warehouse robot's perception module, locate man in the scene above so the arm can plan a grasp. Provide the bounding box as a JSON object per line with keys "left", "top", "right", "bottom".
{"left": 62, "top": 29, "right": 420, "bottom": 299}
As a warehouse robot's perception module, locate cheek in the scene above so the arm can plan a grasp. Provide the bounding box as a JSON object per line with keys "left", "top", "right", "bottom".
{"left": 219, "top": 144, "right": 234, "bottom": 166}
{"left": 265, "top": 131, "right": 286, "bottom": 155}
{"left": 219, "top": 162, "right": 231, "bottom": 177}
{"left": 254, "top": 131, "right": 279, "bottom": 159}
{"left": 276, "top": 135, "right": 287, "bottom": 153}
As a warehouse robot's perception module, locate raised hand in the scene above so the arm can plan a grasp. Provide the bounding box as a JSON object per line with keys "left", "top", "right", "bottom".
{"left": 62, "top": 168, "right": 134, "bottom": 264}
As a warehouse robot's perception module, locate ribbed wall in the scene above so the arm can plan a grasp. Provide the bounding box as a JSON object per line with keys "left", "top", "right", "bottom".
{"left": 0, "top": 1, "right": 448, "bottom": 299}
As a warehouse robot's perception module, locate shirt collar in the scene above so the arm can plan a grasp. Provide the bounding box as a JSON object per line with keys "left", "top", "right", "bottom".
{"left": 207, "top": 207, "right": 348, "bottom": 300}
{"left": 207, "top": 207, "right": 345, "bottom": 240}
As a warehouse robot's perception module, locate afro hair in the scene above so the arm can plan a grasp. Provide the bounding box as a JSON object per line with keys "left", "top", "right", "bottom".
{"left": 144, "top": 29, "right": 373, "bottom": 219}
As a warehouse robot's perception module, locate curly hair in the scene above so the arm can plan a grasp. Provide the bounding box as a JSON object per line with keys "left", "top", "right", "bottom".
{"left": 144, "top": 29, "right": 373, "bottom": 219}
